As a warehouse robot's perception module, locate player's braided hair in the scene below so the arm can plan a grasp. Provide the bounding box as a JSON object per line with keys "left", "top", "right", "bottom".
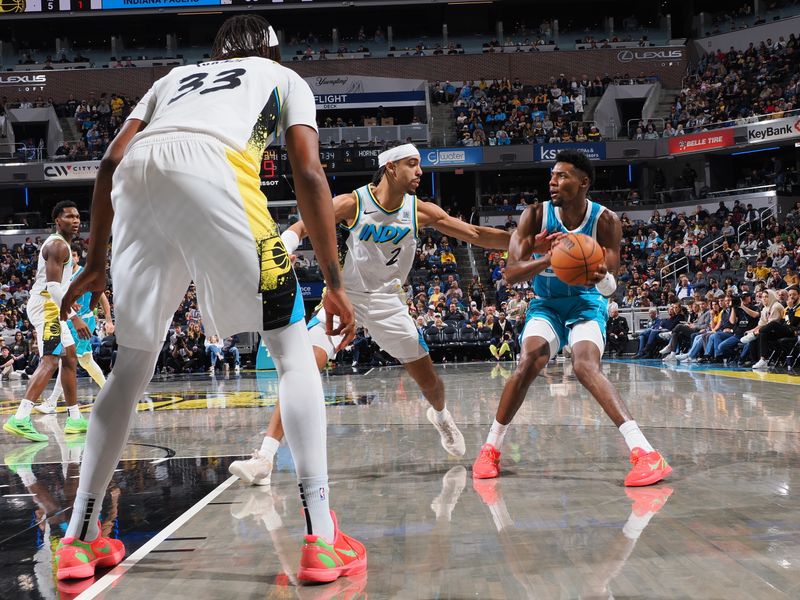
{"left": 211, "top": 15, "right": 281, "bottom": 62}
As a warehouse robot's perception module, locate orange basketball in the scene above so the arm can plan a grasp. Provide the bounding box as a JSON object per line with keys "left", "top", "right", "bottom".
{"left": 550, "top": 233, "right": 605, "bottom": 286}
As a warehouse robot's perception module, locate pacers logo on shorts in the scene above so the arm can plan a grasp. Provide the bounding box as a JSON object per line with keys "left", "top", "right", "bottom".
{"left": 42, "top": 299, "right": 63, "bottom": 356}
{"left": 258, "top": 235, "right": 291, "bottom": 293}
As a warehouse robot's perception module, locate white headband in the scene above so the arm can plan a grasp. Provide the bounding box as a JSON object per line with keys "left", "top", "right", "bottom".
{"left": 267, "top": 26, "right": 279, "bottom": 48}
{"left": 378, "top": 143, "right": 420, "bottom": 168}
{"left": 221, "top": 25, "right": 279, "bottom": 54}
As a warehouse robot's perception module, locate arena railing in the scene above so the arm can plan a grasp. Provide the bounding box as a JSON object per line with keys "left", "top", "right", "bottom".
{"left": 1, "top": 143, "right": 46, "bottom": 162}
{"left": 706, "top": 184, "right": 776, "bottom": 199}
{"left": 626, "top": 117, "right": 666, "bottom": 137}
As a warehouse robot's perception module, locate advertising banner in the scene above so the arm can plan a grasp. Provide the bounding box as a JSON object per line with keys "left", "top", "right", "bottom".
{"left": 536, "top": 143, "right": 606, "bottom": 161}
{"left": 420, "top": 147, "right": 483, "bottom": 168}
{"left": 746, "top": 116, "right": 800, "bottom": 144}
{"left": 667, "top": 129, "right": 735, "bottom": 155}
{"left": 43, "top": 161, "right": 101, "bottom": 181}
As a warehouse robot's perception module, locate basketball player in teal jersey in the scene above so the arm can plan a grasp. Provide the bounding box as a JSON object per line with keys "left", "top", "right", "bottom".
{"left": 4, "top": 202, "right": 90, "bottom": 442}
{"left": 37, "top": 248, "right": 112, "bottom": 413}
{"left": 229, "top": 144, "right": 511, "bottom": 486}
{"left": 472, "top": 150, "right": 672, "bottom": 486}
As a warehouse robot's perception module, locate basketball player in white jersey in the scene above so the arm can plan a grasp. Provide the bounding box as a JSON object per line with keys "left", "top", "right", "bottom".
{"left": 54, "top": 16, "right": 364, "bottom": 584}
{"left": 3, "top": 201, "right": 91, "bottom": 443}
{"left": 37, "top": 248, "right": 112, "bottom": 413}
{"left": 229, "top": 143, "right": 511, "bottom": 486}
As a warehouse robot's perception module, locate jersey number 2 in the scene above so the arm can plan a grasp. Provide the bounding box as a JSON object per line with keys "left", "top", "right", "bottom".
{"left": 385, "top": 248, "right": 402, "bottom": 266}
{"left": 168, "top": 68, "right": 246, "bottom": 104}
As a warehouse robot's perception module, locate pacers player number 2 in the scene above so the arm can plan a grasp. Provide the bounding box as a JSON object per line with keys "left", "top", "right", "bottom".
{"left": 168, "top": 68, "right": 247, "bottom": 105}
{"left": 386, "top": 247, "right": 402, "bottom": 266}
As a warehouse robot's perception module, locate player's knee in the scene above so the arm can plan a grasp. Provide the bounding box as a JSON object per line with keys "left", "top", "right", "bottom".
{"left": 516, "top": 349, "right": 548, "bottom": 381}
{"left": 572, "top": 358, "right": 599, "bottom": 384}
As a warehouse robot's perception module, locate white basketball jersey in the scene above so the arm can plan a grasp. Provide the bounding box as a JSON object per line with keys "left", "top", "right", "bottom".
{"left": 342, "top": 185, "right": 418, "bottom": 294}
{"left": 30, "top": 234, "right": 73, "bottom": 297}
{"left": 126, "top": 56, "right": 317, "bottom": 173}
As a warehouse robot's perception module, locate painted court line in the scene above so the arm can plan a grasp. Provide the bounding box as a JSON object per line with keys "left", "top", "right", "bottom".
{"left": 76, "top": 474, "right": 238, "bottom": 600}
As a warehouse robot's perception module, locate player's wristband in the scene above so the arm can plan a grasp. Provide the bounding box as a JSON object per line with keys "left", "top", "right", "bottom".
{"left": 595, "top": 272, "right": 617, "bottom": 298}
{"left": 281, "top": 230, "right": 300, "bottom": 254}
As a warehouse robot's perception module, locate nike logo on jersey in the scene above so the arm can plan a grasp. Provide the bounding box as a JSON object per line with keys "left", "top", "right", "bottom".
{"left": 363, "top": 209, "right": 378, "bottom": 215}
{"left": 358, "top": 223, "right": 412, "bottom": 245}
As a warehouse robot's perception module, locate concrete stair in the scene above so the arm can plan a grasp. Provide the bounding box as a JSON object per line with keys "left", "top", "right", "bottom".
{"left": 653, "top": 88, "right": 681, "bottom": 124}
{"left": 429, "top": 102, "right": 456, "bottom": 147}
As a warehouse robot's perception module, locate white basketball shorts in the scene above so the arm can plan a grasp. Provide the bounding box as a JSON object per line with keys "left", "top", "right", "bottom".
{"left": 26, "top": 293, "right": 75, "bottom": 357}
{"left": 110, "top": 133, "right": 304, "bottom": 351}
{"left": 307, "top": 290, "right": 427, "bottom": 364}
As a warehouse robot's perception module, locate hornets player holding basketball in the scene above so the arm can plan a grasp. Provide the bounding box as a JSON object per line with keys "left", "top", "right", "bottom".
{"left": 472, "top": 150, "right": 671, "bottom": 486}
{"left": 230, "top": 143, "right": 511, "bottom": 486}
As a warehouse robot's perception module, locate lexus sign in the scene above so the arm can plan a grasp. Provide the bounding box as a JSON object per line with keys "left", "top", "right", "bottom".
{"left": 617, "top": 49, "right": 683, "bottom": 63}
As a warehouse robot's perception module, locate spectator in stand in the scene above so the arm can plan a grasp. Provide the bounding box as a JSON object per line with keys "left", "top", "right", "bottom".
{"left": 749, "top": 286, "right": 800, "bottom": 370}
{"left": 675, "top": 274, "right": 693, "bottom": 300}
{"left": 739, "top": 289, "right": 785, "bottom": 366}
{"left": 661, "top": 300, "right": 711, "bottom": 361}
{"left": 606, "top": 306, "right": 629, "bottom": 358}
{"left": 635, "top": 303, "right": 684, "bottom": 358}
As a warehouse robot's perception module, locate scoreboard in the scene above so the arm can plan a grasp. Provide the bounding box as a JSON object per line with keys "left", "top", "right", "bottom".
{"left": 260, "top": 146, "right": 382, "bottom": 197}
{"left": 1, "top": 0, "right": 421, "bottom": 14}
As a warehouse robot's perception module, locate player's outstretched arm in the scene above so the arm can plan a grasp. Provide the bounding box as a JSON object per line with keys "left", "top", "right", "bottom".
{"left": 61, "top": 119, "right": 146, "bottom": 320}
{"left": 504, "top": 205, "right": 561, "bottom": 284}
{"left": 282, "top": 192, "right": 357, "bottom": 248}
{"left": 417, "top": 200, "right": 511, "bottom": 249}
{"left": 285, "top": 124, "right": 355, "bottom": 347}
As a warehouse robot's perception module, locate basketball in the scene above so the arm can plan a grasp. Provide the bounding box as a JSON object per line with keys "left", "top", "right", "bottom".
{"left": 550, "top": 233, "right": 605, "bottom": 286}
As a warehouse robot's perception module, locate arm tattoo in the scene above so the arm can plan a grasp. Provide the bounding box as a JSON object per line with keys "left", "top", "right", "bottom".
{"left": 325, "top": 262, "right": 342, "bottom": 289}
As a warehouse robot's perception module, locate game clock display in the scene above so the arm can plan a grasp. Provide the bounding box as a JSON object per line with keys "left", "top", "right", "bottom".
{"left": 261, "top": 147, "right": 381, "bottom": 183}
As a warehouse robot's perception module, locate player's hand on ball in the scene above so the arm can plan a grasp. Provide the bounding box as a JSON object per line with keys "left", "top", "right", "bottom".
{"left": 532, "top": 231, "right": 566, "bottom": 255}
{"left": 587, "top": 262, "right": 608, "bottom": 285}
{"left": 323, "top": 288, "right": 356, "bottom": 350}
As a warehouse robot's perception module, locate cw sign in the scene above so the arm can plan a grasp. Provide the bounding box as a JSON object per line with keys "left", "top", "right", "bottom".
{"left": 44, "top": 161, "right": 101, "bottom": 181}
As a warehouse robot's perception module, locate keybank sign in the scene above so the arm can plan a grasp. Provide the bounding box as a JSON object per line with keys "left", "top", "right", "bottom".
{"left": 746, "top": 116, "right": 800, "bottom": 143}
{"left": 617, "top": 49, "right": 683, "bottom": 63}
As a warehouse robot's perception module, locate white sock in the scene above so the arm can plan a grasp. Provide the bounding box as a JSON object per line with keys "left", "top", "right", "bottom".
{"left": 622, "top": 509, "right": 656, "bottom": 540}
{"left": 260, "top": 436, "right": 281, "bottom": 459}
{"left": 261, "top": 322, "right": 333, "bottom": 542}
{"left": 66, "top": 346, "right": 160, "bottom": 542}
{"left": 79, "top": 354, "right": 107, "bottom": 388}
{"left": 432, "top": 406, "right": 448, "bottom": 424}
{"left": 486, "top": 420, "right": 509, "bottom": 451}
{"left": 47, "top": 368, "right": 64, "bottom": 405}
{"left": 67, "top": 405, "right": 81, "bottom": 420}
{"left": 619, "top": 420, "right": 654, "bottom": 453}
{"left": 299, "top": 476, "right": 333, "bottom": 542}
{"left": 66, "top": 490, "right": 101, "bottom": 541}
{"left": 15, "top": 399, "right": 34, "bottom": 420}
